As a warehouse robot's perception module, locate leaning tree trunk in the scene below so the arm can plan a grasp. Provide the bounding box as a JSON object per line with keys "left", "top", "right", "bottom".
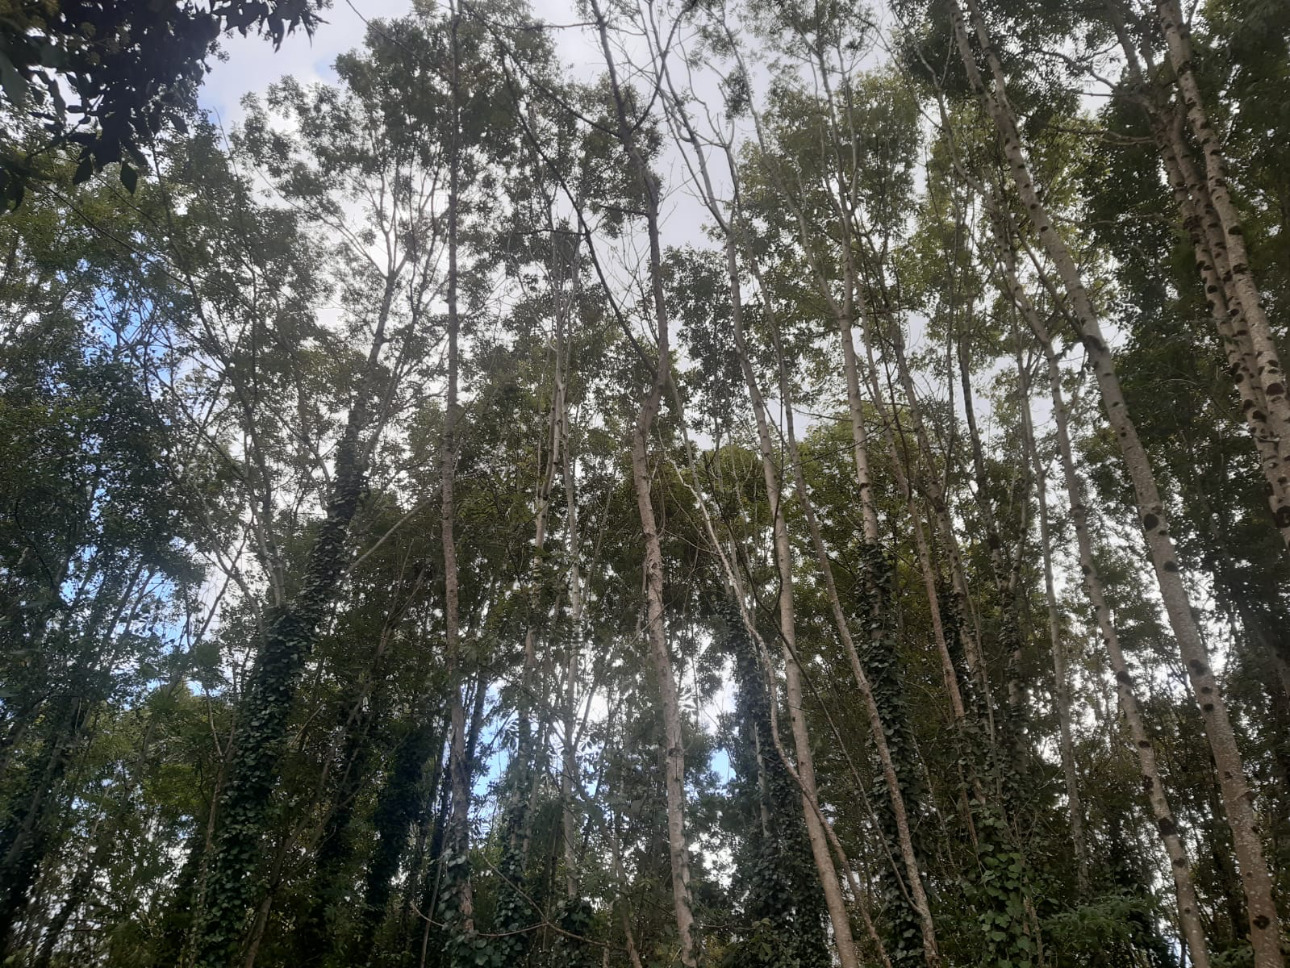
{"left": 1104, "top": 6, "right": 1290, "bottom": 547}
{"left": 950, "top": 3, "right": 1283, "bottom": 961}
{"left": 665, "top": 75, "right": 864, "bottom": 965}
{"left": 591, "top": 4, "right": 698, "bottom": 962}
{"left": 881, "top": 303, "right": 999, "bottom": 743}
{"left": 1150, "top": 0, "right": 1290, "bottom": 516}
{"left": 989, "top": 177, "right": 1214, "bottom": 968}
{"left": 185, "top": 350, "right": 384, "bottom": 968}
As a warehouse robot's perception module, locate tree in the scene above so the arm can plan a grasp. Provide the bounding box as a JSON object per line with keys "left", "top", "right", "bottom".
{"left": 0, "top": 0, "right": 323, "bottom": 208}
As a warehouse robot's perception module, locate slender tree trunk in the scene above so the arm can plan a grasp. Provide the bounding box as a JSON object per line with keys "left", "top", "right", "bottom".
{"left": 1015, "top": 341, "right": 1089, "bottom": 893}
{"left": 554, "top": 259, "right": 584, "bottom": 901}
{"left": 757, "top": 272, "right": 940, "bottom": 967}
{"left": 950, "top": 3, "right": 1283, "bottom": 960}
{"left": 877, "top": 309, "right": 998, "bottom": 743}
{"left": 624, "top": 235, "right": 698, "bottom": 968}
{"left": 1150, "top": 0, "right": 1290, "bottom": 516}
{"left": 440, "top": 2, "right": 473, "bottom": 938}
{"left": 1105, "top": 6, "right": 1290, "bottom": 546}
{"left": 671, "top": 348, "right": 896, "bottom": 968}
{"left": 993, "top": 234, "right": 1212, "bottom": 967}
{"left": 609, "top": 802, "right": 646, "bottom": 968}
{"left": 561, "top": 637, "right": 579, "bottom": 899}
{"left": 856, "top": 329, "right": 972, "bottom": 739}
{"left": 733, "top": 589, "right": 894, "bottom": 968}
{"left": 590, "top": 5, "right": 697, "bottom": 961}
{"left": 955, "top": 307, "right": 1030, "bottom": 754}
{"left": 838, "top": 315, "right": 882, "bottom": 544}
{"left": 363, "top": 715, "right": 442, "bottom": 956}
{"left": 727, "top": 234, "right": 862, "bottom": 968}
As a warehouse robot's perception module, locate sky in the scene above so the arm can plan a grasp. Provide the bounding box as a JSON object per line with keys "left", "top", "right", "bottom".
{"left": 202, "top": 1, "right": 409, "bottom": 125}
{"left": 200, "top": 0, "right": 742, "bottom": 790}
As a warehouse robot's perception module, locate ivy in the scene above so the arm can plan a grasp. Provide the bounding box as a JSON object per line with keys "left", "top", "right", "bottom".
{"left": 718, "top": 598, "right": 830, "bottom": 968}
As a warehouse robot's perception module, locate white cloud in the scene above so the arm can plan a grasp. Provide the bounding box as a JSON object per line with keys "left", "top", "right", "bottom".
{"left": 201, "top": 1, "right": 414, "bottom": 125}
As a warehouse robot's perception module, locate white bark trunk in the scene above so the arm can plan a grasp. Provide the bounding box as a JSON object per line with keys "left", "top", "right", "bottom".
{"left": 985, "top": 119, "right": 1214, "bottom": 968}
{"left": 950, "top": 4, "right": 1281, "bottom": 960}
{"left": 1152, "top": 0, "right": 1290, "bottom": 527}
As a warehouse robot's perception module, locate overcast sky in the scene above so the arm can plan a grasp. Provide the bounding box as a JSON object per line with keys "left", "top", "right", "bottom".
{"left": 202, "top": 1, "right": 409, "bottom": 124}
{"left": 201, "top": 1, "right": 629, "bottom": 125}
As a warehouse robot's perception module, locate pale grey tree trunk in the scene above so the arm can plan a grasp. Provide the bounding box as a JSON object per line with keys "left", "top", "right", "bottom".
{"left": 989, "top": 170, "right": 1214, "bottom": 968}
{"left": 728, "top": 235, "right": 863, "bottom": 968}
{"left": 950, "top": 3, "right": 1282, "bottom": 960}
{"left": 1014, "top": 339, "right": 1089, "bottom": 893}
{"left": 1151, "top": 0, "right": 1290, "bottom": 524}
{"left": 759, "top": 277, "right": 942, "bottom": 967}
{"left": 590, "top": 5, "right": 698, "bottom": 960}
{"left": 1105, "top": 6, "right": 1290, "bottom": 547}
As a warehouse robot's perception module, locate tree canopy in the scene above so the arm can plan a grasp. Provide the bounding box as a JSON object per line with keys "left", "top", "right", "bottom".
{"left": 1, "top": 1, "right": 1288, "bottom": 967}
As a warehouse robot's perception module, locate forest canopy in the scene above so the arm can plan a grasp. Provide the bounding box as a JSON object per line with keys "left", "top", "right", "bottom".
{"left": 1, "top": 0, "right": 1289, "bottom": 966}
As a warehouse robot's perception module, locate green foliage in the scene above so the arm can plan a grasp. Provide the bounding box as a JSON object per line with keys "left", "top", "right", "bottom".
{"left": 3, "top": 1, "right": 1289, "bottom": 966}
{"left": 0, "top": 0, "right": 324, "bottom": 208}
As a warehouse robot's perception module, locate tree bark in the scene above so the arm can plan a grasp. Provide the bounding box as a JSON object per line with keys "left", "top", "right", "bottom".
{"left": 1105, "top": 5, "right": 1290, "bottom": 547}
{"left": 440, "top": 1, "right": 474, "bottom": 937}
{"left": 1015, "top": 340, "right": 1089, "bottom": 893}
{"left": 949, "top": 3, "right": 1283, "bottom": 961}
{"left": 591, "top": 5, "right": 697, "bottom": 962}
{"left": 994, "top": 222, "right": 1212, "bottom": 968}
{"left": 1150, "top": 0, "right": 1290, "bottom": 523}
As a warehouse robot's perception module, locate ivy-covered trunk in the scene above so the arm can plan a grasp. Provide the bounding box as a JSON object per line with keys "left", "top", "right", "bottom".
{"left": 185, "top": 424, "right": 370, "bottom": 968}
{"left": 949, "top": 1, "right": 1284, "bottom": 961}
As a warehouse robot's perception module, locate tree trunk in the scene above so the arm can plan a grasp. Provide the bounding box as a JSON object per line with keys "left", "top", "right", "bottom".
{"left": 950, "top": 3, "right": 1283, "bottom": 960}
{"left": 1014, "top": 340, "right": 1089, "bottom": 893}
{"left": 1150, "top": 0, "right": 1290, "bottom": 523}
{"left": 440, "top": 2, "right": 473, "bottom": 939}
{"left": 591, "top": 5, "right": 697, "bottom": 961}
{"left": 760, "top": 275, "right": 941, "bottom": 967}
{"left": 994, "top": 231, "right": 1212, "bottom": 967}
{"left": 556, "top": 255, "right": 584, "bottom": 901}
{"left": 727, "top": 229, "right": 862, "bottom": 968}
{"left": 1105, "top": 6, "right": 1290, "bottom": 547}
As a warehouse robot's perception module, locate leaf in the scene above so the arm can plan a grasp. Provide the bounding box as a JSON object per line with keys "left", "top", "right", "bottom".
{"left": 0, "top": 51, "right": 29, "bottom": 107}
{"left": 73, "top": 153, "right": 95, "bottom": 184}
{"left": 121, "top": 163, "right": 139, "bottom": 194}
